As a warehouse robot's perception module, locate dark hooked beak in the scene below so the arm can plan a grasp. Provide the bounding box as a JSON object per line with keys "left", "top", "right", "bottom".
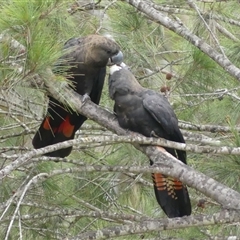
{"left": 107, "top": 51, "right": 123, "bottom": 66}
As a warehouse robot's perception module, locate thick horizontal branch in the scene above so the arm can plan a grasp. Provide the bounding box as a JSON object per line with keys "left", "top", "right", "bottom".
{"left": 181, "top": 130, "right": 222, "bottom": 146}
{"left": 32, "top": 163, "right": 240, "bottom": 209}
{"left": 2, "top": 206, "right": 240, "bottom": 240}
{"left": 72, "top": 209, "right": 240, "bottom": 240}
{"left": 4, "top": 134, "right": 240, "bottom": 165}
{"left": 179, "top": 121, "right": 240, "bottom": 133}
{"left": 1, "top": 208, "right": 151, "bottom": 224}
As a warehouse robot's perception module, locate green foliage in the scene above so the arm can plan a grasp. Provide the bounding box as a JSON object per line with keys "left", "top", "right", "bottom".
{"left": 0, "top": 0, "right": 78, "bottom": 85}
{"left": 1, "top": 0, "right": 240, "bottom": 239}
{"left": 109, "top": 2, "right": 165, "bottom": 72}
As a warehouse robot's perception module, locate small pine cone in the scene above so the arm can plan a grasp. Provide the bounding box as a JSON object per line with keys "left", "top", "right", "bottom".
{"left": 166, "top": 72, "right": 172, "bottom": 80}
{"left": 160, "top": 86, "right": 170, "bottom": 93}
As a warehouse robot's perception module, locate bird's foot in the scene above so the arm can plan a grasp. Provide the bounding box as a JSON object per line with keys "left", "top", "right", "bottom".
{"left": 82, "top": 93, "right": 91, "bottom": 103}
{"left": 150, "top": 131, "right": 159, "bottom": 138}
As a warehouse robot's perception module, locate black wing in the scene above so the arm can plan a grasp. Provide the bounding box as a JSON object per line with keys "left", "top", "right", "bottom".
{"left": 142, "top": 91, "right": 191, "bottom": 217}
{"left": 142, "top": 91, "right": 186, "bottom": 163}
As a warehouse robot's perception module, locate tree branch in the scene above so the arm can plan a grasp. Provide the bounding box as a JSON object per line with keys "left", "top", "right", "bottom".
{"left": 124, "top": 0, "right": 240, "bottom": 81}
{"left": 29, "top": 69, "right": 240, "bottom": 210}
{"left": 178, "top": 120, "right": 240, "bottom": 133}
{"left": 71, "top": 209, "right": 240, "bottom": 240}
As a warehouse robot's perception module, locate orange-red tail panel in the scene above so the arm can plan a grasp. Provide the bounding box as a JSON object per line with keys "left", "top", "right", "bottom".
{"left": 152, "top": 173, "right": 191, "bottom": 218}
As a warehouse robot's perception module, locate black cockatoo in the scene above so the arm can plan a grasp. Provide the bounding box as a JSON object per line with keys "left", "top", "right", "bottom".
{"left": 33, "top": 35, "right": 123, "bottom": 157}
{"left": 108, "top": 63, "right": 191, "bottom": 218}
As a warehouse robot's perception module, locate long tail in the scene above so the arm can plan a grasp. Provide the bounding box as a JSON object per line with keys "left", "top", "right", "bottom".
{"left": 32, "top": 113, "right": 86, "bottom": 158}
{"left": 150, "top": 147, "right": 191, "bottom": 218}
{"left": 151, "top": 169, "right": 191, "bottom": 218}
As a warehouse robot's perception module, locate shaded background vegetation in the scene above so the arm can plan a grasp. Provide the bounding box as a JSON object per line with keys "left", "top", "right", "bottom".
{"left": 0, "top": 0, "right": 240, "bottom": 239}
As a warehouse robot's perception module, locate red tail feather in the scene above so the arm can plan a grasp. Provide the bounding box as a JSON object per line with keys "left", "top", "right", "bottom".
{"left": 57, "top": 115, "right": 75, "bottom": 138}
{"left": 152, "top": 173, "right": 191, "bottom": 217}
{"left": 152, "top": 173, "right": 185, "bottom": 196}
{"left": 42, "top": 116, "right": 51, "bottom": 130}
{"left": 32, "top": 114, "right": 77, "bottom": 157}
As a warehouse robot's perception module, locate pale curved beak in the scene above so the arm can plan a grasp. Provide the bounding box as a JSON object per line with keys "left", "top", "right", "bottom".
{"left": 108, "top": 51, "right": 123, "bottom": 66}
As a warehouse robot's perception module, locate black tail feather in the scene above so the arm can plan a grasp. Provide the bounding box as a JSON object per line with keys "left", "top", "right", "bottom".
{"left": 151, "top": 170, "right": 191, "bottom": 218}
{"left": 32, "top": 114, "right": 85, "bottom": 158}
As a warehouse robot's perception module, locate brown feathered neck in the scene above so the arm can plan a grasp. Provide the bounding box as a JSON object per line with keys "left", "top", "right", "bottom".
{"left": 82, "top": 35, "right": 120, "bottom": 66}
